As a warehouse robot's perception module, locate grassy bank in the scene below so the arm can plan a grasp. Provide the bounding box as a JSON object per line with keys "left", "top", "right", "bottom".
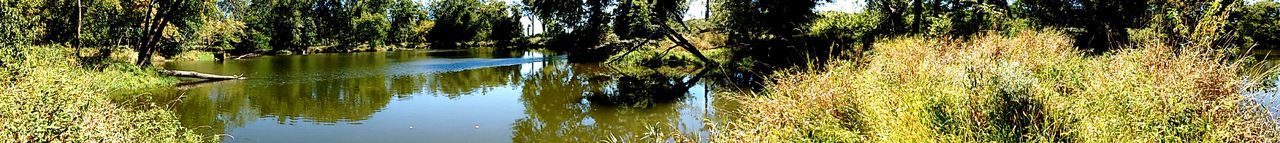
{"left": 608, "top": 47, "right": 730, "bottom": 68}
{"left": 718, "top": 31, "right": 1279, "bottom": 142}
{"left": 1, "top": 45, "right": 211, "bottom": 142}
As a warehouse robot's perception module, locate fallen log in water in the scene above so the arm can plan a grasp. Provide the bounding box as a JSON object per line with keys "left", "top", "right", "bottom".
{"left": 160, "top": 70, "right": 245, "bottom": 80}
{"left": 234, "top": 53, "right": 262, "bottom": 60}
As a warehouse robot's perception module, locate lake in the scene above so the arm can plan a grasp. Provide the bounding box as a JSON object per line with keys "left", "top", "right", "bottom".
{"left": 136, "top": 49, "right": 737, "bottom": 143}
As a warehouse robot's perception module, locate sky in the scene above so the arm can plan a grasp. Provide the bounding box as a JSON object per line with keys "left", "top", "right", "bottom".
{"left": 506, "top": 0, "right": 864, "bottom": 35}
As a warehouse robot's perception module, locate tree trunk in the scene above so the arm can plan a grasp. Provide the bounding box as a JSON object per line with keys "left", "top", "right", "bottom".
{"left": 659, "top": 23, "right": 716, "bottom": 65}
{"left": 136, "top": 0, "right": 178, "bottom": 67}
{"left": 75, "top": 0, "right": 82, "bottom": 56}
{"left": 911, "top": 0, "right": 922, "bottom": 33}
{"left": 136, "top": 17, "right": 167, "bottom": 67}
{"left": 704, "top": 0, "right": 710, "bottom": 19}
{"left": 160, "top": 70, "right": 245, "bottom": 80}
{"left": 888, "top": 2, "right": 905, "bottom": 34}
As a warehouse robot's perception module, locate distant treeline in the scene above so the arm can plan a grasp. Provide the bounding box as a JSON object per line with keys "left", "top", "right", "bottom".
{"left": 716, "top": 0, "right": 1280, "bottom": 67}
{"left": 1, "top": 0, "right": 1277, "bottom": 66}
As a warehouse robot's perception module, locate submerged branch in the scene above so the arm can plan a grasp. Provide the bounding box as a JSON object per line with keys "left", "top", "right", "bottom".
{"left": 159, "top": 70, "right": 245, "bottom": 80}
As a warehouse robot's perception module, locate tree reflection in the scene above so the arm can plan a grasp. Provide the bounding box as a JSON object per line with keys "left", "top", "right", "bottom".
{"left": 588, "top": 69, "right": 708, "bottom": 108}
{"left": 148, "top": 50, "right": 717, "bottom": 141}
{"left": 512, "top": 61, "right": 708, "bottom": 142}
{"left": 424, "top": 65, "right": 523, "bottom": 98}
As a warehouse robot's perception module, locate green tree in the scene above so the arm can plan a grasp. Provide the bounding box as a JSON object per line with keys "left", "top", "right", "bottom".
{"left": 651, "top": 0, "right": 687, "bottom": 23}
{"left": 235, "top": 0, "right": 276, "bottom": 53}
{"left": 38, "top": 0, "right": 80, "bottom": 44}
{"left": 579, "top": 0, "right": 610, "bottom": 47}
{"left": 268, "top": 0, "right": 309, "bottom": 53}
{"left": 389, "top": 0, "right": 425, "bottom": 45}
{"left": 352, "top": 12, "right": 390, "bottom": 48}
{"left": 428, "top": 0, "right": 482, "bottom": 48}
{"left": 945, "top": 0, "right": 1010, "bottom": 36}
{"left": 522, "top": 0, "right": 584, "bottom": 34}
{"left": 720, "top": 0, "right": 827, "bottom": 66}
{"left": 613, "top": 0, "right": 654, "bottom": 39}
{"left": 1018, "top": 0, "right": 1149, "bottom": 50}
{"left": 1145, "top": 0, "right": 1243, "bottom": 49}
{"left": 130, "top": 0, "right": 216, "bottom": 66}
{"left": 491, "top": 6, "right": 526, "bottom": 48}
{"left": 867, "top": 0, "right": 909, "bottom": 35}
{"left": 350, "top": 0, "right": 393, "bottom": 48}
{"left": 522, "top": 0, "right": 598, "bottom": 57}
{"left": 1235, "top": 0, "right": 1280, "bottom": 49}
{"left": 1, "top": 0, "right": 41, "bottom": 45}
{"left": 809, "top": 11, "right": 878, "bottom": 50}
{"left": 866, "top": 0, "right": 1010, "bottom": 37}
{"left": 313, "top": 0, "right": 351, "bottom": 46}
{"left": 190, "top": 15, "right": 244, "bottom": 52}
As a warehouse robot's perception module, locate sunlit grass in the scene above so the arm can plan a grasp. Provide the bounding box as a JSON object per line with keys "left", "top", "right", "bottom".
{"left": 171, "top": 51, "right": 217, "bottom": 61}
{"left": 607, "top": 46, "right": 730, "bottom": 68}
{"left": 1, "top": 45, "right": 212, "bottom": 142}
{"left": 718, "top": 30, "right": 1280, "bottom": 142}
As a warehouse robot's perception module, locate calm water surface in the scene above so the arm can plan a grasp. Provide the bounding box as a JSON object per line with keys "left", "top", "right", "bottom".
{"left": 1252, "top": 59, "right": 1280, "bottom": 123}
{"left": 144, "top": 49, "right": 736, "bottom": 143}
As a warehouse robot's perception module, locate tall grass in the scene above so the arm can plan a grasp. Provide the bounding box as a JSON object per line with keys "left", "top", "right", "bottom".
{"left": 1, "top": 45, "right": 210, "bottom": 142}
{"left": 718, "top": 31, "right": 1279, "bottom": 142}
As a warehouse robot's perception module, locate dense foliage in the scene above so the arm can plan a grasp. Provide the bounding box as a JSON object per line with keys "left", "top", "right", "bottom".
{"left": 3, "top": 0, "right": 1280, "bottom": 142}
{"left": 1235, "top": 1, "right": 1280, "bottom": 49}
{"left": 1, "top": 46, "right": 204, "bottom": 142}
{"left": 722, "top": 31, "right": 1279, "bottom": 142}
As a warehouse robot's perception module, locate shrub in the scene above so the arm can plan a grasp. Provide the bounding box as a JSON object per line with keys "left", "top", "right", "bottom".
{"left": 0, "top": 45, "right": 210, "bottom": 142}
{"left": 718, "top": 30, "right": 1279, "bottom": 142}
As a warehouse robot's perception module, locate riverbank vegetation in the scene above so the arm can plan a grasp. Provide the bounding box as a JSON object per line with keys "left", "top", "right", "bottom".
{"left": 710, "top": 0, "right": 1280, "bottom": 142}
{"left": 1, "top": 45, "right": 206, "bottom": 142}
{"left": 719, "top": 31, "right": 1279, "bottom": 142}
{"left": 4, "top": 0, "right": 1280, "bottom": 142}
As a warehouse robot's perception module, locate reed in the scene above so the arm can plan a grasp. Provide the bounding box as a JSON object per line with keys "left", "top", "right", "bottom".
{"left": 717, "top": 30, "right": 1280, "bottom": 142}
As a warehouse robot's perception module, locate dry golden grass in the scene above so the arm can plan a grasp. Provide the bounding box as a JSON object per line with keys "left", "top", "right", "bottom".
{"left": 717, "top": 31, "right": 1280, "bottom": 142}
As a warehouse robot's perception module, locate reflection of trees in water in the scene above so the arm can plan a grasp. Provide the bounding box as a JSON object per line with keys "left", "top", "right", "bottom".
{"left": 167, "top": 74, "right": 400, "bottom": 136}
{"left": 512, "top": 61, "right": 707, "bottom": 142}
{"left": 423, "top": 48, "right": 527, "bottom": 59}
{"left": 423, "top": 65, "right": 523, "bottom": 98}
{"left": 515, "top": 60, "right": 596, "bottom": 142}
{"left": 163, "top": 52, "right": 537, "bottom": 137}
{"left": 161, "top": 53, "right": 407, "bottom": 136}
{"left": 698, "top": 68, "right": 768, "bottom": 92}
{"left": 141, "top": 81, "right": 258, "bottom": 137}
{"left": 157, "top": 51, "right": 717, "bottom": 141}
{"left": 244, "top": 53, "right": 396, "bottom": 123}
{"left": 258, "top": 75, "right": 395, "bottom": 123}
{"left": 587, "top": 69, "right": 707, "bottom": 108}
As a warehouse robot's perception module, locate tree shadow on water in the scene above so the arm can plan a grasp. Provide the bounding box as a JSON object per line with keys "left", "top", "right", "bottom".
{"left": 585, "top": 67, "right": 709, "bottom": 108}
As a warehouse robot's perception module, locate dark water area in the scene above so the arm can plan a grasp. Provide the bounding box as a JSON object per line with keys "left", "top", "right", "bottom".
{"left": 137, "top": 49, "right": 738, "bottom": 142}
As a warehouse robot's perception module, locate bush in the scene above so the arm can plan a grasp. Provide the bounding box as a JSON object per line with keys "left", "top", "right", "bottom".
{"left": 718, "top": 31, "right": 1279, "bottom": 142}
{"left": 808, "top": 11, "right": 878, "bottom": 46}
{"left": 0, "top": 45, "right": 211, "bottom": 142}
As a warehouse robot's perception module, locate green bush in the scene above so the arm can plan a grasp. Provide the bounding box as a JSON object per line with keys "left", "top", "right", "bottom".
{"left": 808, "top": 11, "right": 878, "bottom": 45}
{"left": 1236, "top": 1, "right": 1280, "bottom": 49}
{"left": 0, "top": 45, "right": 211, "bottom": 142}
